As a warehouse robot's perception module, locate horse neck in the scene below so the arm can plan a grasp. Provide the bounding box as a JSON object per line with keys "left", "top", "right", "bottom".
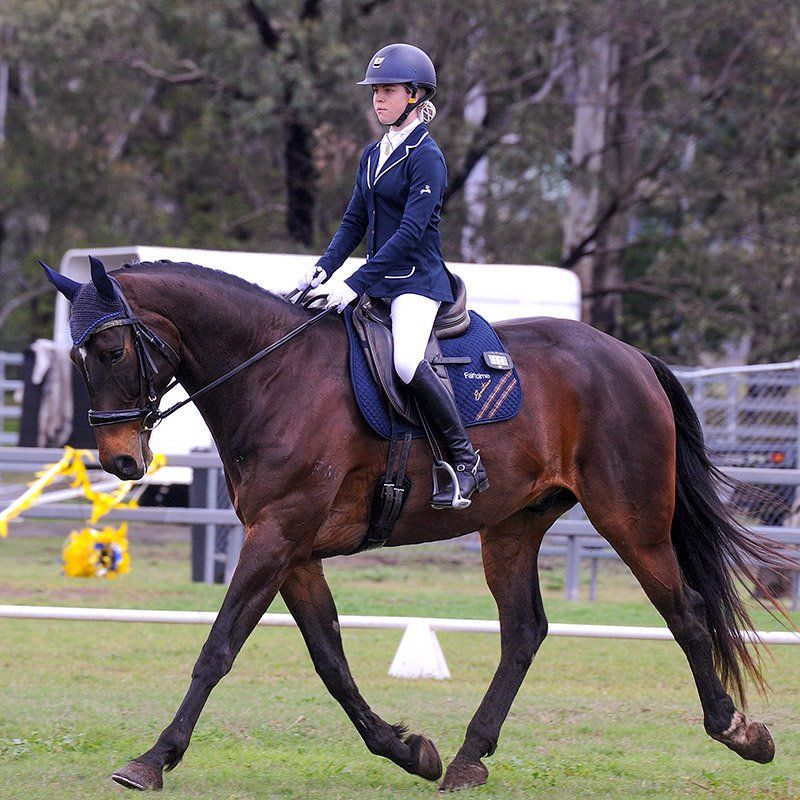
{"left": 176, "top": 292, "right": 306, "bottom": 388}
{"left": 122, "top": 270, "right": 329, "bottom": 433}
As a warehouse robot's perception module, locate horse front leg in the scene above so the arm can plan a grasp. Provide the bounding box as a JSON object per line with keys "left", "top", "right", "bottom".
{"left": 280, "top": 559, "right": 442, "bottom": 782}
{"left": 112, "top": 523, "right": 296, "bottom": 791}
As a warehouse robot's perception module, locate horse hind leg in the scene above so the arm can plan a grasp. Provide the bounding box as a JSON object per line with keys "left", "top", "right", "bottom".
{"left": 583, "top": 494, "right": 774, "bottom": 764}
{"left": 440, "top": 510, "right": 552, "bottom": 792}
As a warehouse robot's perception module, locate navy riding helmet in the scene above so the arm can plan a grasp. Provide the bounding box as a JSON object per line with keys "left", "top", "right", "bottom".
{"left": 358, "top": 43, "right": 437, "bottom": 126}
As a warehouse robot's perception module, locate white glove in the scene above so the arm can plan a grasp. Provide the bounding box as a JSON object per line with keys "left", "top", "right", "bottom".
{"left": 325, "top": 283, "right": 358, "bottom": 313}
{"left": 296, "top": 265, "right": 326, "bottom": 292}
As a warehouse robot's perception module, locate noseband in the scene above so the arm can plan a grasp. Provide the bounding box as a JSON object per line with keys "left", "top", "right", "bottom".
{"left": 85, "top": 278, "right": 179, "bottom": 430}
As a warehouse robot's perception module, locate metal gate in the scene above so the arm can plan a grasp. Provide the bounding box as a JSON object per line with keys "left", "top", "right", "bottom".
{"left": 674, "top": 360, "right": 800, "bottom": 525}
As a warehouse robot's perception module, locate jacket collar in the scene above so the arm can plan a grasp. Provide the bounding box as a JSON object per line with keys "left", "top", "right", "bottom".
{"left": 371, "top": 124, "right": 429, "bottom": 185}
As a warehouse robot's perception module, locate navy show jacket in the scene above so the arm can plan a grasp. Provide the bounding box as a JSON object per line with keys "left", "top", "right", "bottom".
{"left": 316, "top": 123, "right": 456, "bottom": 302}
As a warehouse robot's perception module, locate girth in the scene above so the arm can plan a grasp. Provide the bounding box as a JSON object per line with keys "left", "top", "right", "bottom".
{"left": 349, "top": 275, "right": 473, "bottom": 550}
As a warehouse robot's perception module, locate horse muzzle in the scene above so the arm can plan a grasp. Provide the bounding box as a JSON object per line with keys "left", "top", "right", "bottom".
{"left": 111, "top": 454, "right": 146, "bottom": 481}
{"left": 96, "top": 424, "right": 148, "bottom": 480}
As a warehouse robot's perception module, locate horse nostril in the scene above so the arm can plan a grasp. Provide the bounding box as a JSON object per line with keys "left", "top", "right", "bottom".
{"left": 113, "top": 455, "right": 141, "bottom": 480}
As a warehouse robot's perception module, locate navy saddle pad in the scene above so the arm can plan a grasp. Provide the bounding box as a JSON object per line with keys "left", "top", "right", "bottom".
{"left": 344, "top": 309, "right": 523, "bottom": 440}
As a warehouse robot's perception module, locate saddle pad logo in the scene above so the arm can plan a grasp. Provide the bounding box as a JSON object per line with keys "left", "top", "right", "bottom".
{"left": 474, "top": 379, "right": 492, "bottom": 402}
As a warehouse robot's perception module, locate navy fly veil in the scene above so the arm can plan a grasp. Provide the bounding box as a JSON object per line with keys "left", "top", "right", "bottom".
{"left": 344, "top": 309, "right": 522, "bottom": 439}
{"left": 69, "top": 282, "right": 127, "bottom": 346}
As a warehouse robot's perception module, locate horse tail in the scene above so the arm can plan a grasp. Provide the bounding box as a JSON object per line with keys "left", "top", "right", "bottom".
{"left": 640, "top": 351, "right": 789, "bottom": 705}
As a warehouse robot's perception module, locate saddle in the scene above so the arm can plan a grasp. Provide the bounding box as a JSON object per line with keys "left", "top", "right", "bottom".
{"left": 337, "top": 278, "right": 521, "bottom": 552}
{"left": 351, "top": 274, "right": 471, "bottom": 424}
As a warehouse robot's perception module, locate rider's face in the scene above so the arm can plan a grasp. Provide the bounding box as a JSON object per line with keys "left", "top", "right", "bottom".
{"left": 372, "top": 84, "right": 413, "bottom": 128}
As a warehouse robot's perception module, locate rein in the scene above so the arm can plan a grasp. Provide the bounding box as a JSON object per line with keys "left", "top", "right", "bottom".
{"left": 87, "top": 279, "right": 333, "bottom": 430}
{"left": 153, "top": 305, "right": 334, "bottom": 426}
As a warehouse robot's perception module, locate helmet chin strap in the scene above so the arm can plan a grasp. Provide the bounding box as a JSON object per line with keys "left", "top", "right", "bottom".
{"left": 388, "top": 84, "right": 427, "bottom": 128}
{"left": 387, "top": 86, "right": 425, "bottom": 128}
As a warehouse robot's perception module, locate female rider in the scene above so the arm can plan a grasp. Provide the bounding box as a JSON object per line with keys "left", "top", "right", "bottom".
{"left": 296, "top": 43, "right": 488, "bottom": 509}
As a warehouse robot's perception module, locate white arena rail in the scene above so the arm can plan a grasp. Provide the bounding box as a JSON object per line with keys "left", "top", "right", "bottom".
{"left": 1, "top": 604, "right": 798, "bottom": 644}
{"left": 3, "top": 605, "right": 798, "bottom": 679}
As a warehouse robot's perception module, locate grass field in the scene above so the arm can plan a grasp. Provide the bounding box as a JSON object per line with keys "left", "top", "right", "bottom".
{"left": 1, "top": 530, "right": 799, "bottom": 800}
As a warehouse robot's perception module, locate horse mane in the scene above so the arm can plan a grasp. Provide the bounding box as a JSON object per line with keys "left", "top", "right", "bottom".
{"left": 114, "top": 260, "right": 313, "bottom": 321}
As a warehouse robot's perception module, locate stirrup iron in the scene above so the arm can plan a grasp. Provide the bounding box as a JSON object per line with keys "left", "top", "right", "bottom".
{"left": 431, "top": 460, "right": 472, "bottom": 509}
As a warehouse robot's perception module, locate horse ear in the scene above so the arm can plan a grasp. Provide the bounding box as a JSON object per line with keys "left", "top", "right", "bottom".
{"left": 89, "top": 255, "right": 116, "bottom": 301}
{"left": 39, "top": 260, "right": 81, "bottom": 302}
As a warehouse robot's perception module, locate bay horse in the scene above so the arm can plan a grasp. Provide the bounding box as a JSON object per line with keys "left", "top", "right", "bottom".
{"left": 44, "top": 258, "right": 783, "bottom": 792}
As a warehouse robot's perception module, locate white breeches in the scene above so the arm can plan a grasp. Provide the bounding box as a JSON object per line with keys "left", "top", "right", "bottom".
{"left": 390, "top": 293, "right": 441, "bottom": 384}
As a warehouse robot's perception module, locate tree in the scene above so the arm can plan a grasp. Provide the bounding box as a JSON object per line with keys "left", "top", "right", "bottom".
{"left": 553, "top": 0, "right": 800, "bottom": 352}
{"left": 2, "top": 0, "right": 800, "bottom": 366}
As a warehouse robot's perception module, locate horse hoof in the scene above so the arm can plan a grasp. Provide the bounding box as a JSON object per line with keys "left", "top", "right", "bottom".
{"left": 712, "top": 711, "right": 775, "bottom": 764}
{"left": 738, "top": 719, "right": 775, "bottom": 764}
{"left": 439, "top": 755, "right": 488, "bottom": 792}
{"left": 404, "top": 733, "right": 443, "bottom": 781}
{"left": 111, "top": 760, "right": 164, "bottom": 791}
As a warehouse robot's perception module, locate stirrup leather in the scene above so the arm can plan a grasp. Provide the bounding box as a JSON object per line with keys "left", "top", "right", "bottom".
{"left": 431, "top": 451, "right": 484, "bottom": 510}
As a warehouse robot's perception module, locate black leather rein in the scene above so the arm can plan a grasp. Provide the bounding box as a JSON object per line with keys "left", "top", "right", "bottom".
{"left": 86, "top": 280, "right": 333, "bottom": 430}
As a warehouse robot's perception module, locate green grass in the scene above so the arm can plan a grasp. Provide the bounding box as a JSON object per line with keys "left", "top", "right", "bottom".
{"left": 1, "top": 532, "right": 799, "bottom": 800}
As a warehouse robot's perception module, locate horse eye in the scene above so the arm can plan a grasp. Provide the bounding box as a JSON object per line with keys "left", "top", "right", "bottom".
{"left": 109, "top": 348, "right": 125, "bottom": 364}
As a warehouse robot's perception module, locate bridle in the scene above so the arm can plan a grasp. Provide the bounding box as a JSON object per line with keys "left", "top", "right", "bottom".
{"left": 85, "top": 277, "right": 180, "bottom": 430}
{"left": 84, "top": 278, "right": 333, "bottom": 430}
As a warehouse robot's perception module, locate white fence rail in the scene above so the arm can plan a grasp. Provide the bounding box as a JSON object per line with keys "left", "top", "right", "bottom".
{"left": 3, "top": 604, "right": 799, "bottom": 643}
{"left": 1, "top": 604, "right": 797, "bottom": 680}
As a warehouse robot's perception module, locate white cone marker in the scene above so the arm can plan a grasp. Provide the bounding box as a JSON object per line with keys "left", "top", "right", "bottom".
{"left": 388, "top": 620, "right": 451, "bottom": 680}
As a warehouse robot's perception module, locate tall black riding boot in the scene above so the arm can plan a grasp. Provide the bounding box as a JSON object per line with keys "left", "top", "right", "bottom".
{"left": 407, "top": 360, "right": 489, "bottom": 509}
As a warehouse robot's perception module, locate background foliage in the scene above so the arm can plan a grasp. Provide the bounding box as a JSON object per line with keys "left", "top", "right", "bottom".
{"left": 1, "top": 0, "right": 799, "bottom": 362}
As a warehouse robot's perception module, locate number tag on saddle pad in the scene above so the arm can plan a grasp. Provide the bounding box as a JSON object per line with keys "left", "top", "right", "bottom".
{"left": 483, "top": 351, "right": 513, "bottom": 371}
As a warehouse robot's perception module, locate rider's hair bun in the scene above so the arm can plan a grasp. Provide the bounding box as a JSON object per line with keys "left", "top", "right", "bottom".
{"left": 418, "top": 100, "right": 437, "bottom": 124}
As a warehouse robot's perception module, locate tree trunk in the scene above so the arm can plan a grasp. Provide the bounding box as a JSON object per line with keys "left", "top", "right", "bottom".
{"left": 589, "top": 21, "right": 646, "bottom": 336}
{"left": 282, "top": 3, "right": 320, "bottom": 248}
{"left": 561, "top": 29, "right": 619, "bottom": 324}
{"left": 243, "top": 1, "right": 318, "bottom": 247}
{"left": 0, "top": 59, "right": 8, "bottom": 146}
{"left": 284, "top": 113, "right": 316, "bottom": 247}
{"left": 461, "top": 83, "right": 488, "bottom": 262}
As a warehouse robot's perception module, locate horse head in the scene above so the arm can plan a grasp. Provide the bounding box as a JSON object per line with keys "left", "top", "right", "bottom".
{"left": 41, "top": 256, "right": 178, "bottom": 480}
